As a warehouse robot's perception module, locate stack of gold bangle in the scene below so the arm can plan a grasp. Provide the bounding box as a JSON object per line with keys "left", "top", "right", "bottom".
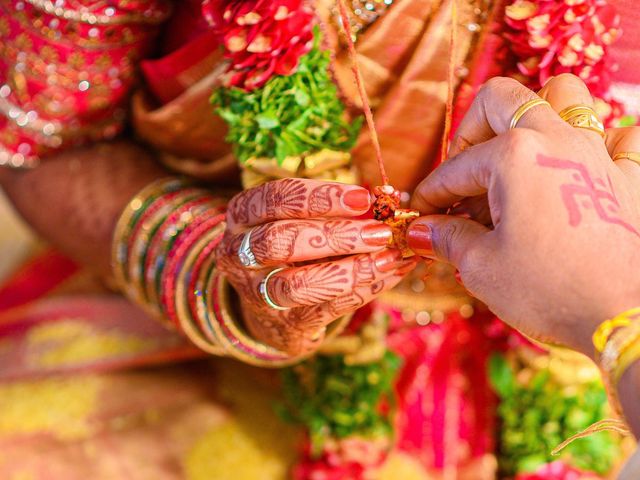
{"left": 111, "top": 177, "right": 227, "bottom": 352}
{"left": 593, "top": 307, "right": 640, "bottom": 412}
{"left": 112, "top": 177, "right": 348, "bottom": 367}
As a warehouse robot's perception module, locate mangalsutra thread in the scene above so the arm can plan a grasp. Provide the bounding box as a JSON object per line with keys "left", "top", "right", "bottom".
{"left": 335, "top": 0, "right": 389, "bottom": 186}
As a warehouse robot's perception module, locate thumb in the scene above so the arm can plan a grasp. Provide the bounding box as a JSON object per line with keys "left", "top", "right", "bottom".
{"left": 406, "top": 215, "right": 490, "bottom": 269}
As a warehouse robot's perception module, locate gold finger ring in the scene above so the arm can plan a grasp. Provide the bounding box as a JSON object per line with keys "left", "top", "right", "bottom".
{"left": 259, "top": 267, "right": 290, "bottom": 311}
{"left": 558, "top": 104, "right": 605, "bottom": 137}
{"left": 509, "top": 98, "right": 551, "bottom": 130}
{"left": 612, "top": 152, "right": 640, "bottom": 166}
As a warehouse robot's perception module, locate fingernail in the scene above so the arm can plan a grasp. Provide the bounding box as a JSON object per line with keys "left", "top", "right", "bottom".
{"left": 455, "top": 271, "right": 463, "bottom": 285}
{"left": 395, "top": 259, "right": 418, "bottom": 276}
{"left": 342, "top": 188, "right": 371, "bottom": 211}
{"left": 406, "top": 224, "right": 435, "bottom": 257}
{"left": 361, "top": 223, "right": 393, "bottom": 246}
{"left": 374, "top": 249, "right": 403, "bottom": 272}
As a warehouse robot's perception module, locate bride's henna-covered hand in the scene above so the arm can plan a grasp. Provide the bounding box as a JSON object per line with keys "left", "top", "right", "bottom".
{"left": 216, "top": 178, "right": 418, "bottom": 355}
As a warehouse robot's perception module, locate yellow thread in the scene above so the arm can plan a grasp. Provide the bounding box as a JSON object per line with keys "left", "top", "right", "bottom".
{"left": 592, "top": 306, "right": 640, "bottom": 352}
{"left": 613, "top": 334, "right": 640, "bottom": 384}
{"left": 551, "top": 419, "right": 631, "bottom": 456}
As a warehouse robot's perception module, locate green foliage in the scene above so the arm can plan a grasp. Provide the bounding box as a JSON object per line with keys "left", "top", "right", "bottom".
{"left": 619, "top": 115, "right": 638, "bottom": 127}
{"left": 278, "top": 351, "right": 402, "bottom": 454}
{"left": 489, "top": 354, "right": 620, "bottom": 477}
{"left": 211, "top": 31, "right": 362, "bottom": 165}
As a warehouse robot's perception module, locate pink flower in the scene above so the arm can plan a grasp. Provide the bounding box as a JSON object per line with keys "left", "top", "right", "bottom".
{"left": 515, "top": 461, "right": 602, "bottom": 480}
{"left": 504, "top": 0, "right": 621, "bottom": 99}
{"left": 202, "top": 0, "right": 314, "bottom": 90}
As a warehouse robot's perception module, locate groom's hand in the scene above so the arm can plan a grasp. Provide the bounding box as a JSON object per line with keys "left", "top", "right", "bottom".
{"left": 408, "top": 75, "right": 640, "bottom": 359}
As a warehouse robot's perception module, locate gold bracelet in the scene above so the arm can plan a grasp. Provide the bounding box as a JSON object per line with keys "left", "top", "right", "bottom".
{"left": 592, "top": 307, "right": 640, "bottom": 353}
{"left": 601, "top": 322, "right": 640, "bottom": 383}
{"left": 597, "top": 318, "right": 640, "bottom": 416}
{"left": 615, "top": 337, "right": 640, "bottom": 385}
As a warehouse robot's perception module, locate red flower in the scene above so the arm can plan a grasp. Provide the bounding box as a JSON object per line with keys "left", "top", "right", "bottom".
{"left": 202, "top": 0, "right": 314, "bottom": 90}
{"left": 515, "top": 461, "right": 602, "bottom": 480}
{"left": 504, "top": 0, "right": 621, "bottom": 99}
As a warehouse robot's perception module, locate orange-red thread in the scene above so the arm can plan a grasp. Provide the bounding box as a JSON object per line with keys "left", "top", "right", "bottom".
{"left": 441, "top": 0, "right": 459, "bottom": 163}
{"left": 335, "top": 0, "right": 389, "bottom": 185}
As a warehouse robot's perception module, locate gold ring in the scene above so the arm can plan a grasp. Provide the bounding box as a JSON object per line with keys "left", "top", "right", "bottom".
{"left": 259, "top": 268, "right": 290, "bottom": 311}
{"left": 558, "top": 104, "right": 605, "bottom": 137}
{"left": 509, "top": 98, "right": 551, "bottom": 130}
{"left": 612, "top": 152, "right": 640, "bottom": 166}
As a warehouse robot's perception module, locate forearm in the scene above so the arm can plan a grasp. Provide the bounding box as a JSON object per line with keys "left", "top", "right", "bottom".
{"left": 618, "top": 360, "right": 640, "bottom": 438}
{"left": 0, "top": 140, "right": 168, "bottom": 278}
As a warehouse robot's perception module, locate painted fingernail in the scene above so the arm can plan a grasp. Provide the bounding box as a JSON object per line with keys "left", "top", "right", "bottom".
{"left": 374, "top": 249, "right": 404, "bottom": 272}
{"left": 395, "top": 259, "right": 418, "bottom": 276}
{"left": 406, "top": 224, "right": 435, "bottom": 257}
{"left": 455, "top": 271, "right": 463, "bottom": 285}
{"left": 342, "top": 188, "right": 371, "bottom": 211}
{"left": 361, "top": 223, "right": 393, "bottom": 246}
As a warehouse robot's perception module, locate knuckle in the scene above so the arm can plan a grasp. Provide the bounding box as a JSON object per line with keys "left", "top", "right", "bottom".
{"left": 268, "top": 274, "right": 288, "bottom": 305}
{"left": 328, "top": 293, "right": 363, "bottom": 317}
{"left": 250, "top": 224, "right": 271, "bottom": 264}
{"left": 482, "top": 76, "right": 513, "bottom": 93}
{"left": 432, "top": 221, "right": 460, "bottom": 261}
{"left": 550, "top": 73, "right": 587, "bottom": 92}
{"left": 457, "top": 248, "right": 491, "bottom": 298}
{"left": 252, "top": 222, "right": 299, "bottom": 264}
{"left": 503, "top": 128, "right": 541, "bottom": 162}
{"left": 451, "top": 134, "right": 474, "bottom": 154}
{"left": 480, "top": 76, "right": 518, "bottom": 101}
{"left": 622, "top": 126, "right": 640, "bottom": 141}
{"left": 458, "top": 243, "right": 488, "bottom": 276}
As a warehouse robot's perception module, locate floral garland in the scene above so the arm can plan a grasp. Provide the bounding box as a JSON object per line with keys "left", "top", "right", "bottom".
{"left": 503, "top": 0, "right": 628, "bottom": 124}
{"left": 280, "top": 350, "right": 401, "bottom": 479}
{"left": 206, "top": 1, "right": 632, "bottom": 479}
{"left": 206, "top": 1, "right": 396, "bottom": 478}
{"left": 212, "top": 33, "right": 362, "bottom": 165}
{"left": 202, "top": 0, "right": 315, "bottom": 91}
{"left": 504, "top": 0, "right": 620, "bottom": 98}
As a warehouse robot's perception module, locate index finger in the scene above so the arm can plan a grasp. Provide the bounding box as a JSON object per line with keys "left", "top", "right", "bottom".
{"left": 412, "top": 135, "right": 505, "bottom": 214}
{"left": 226, "top": 179, "right": 372, "bottom": 233}
{"left": 449, "top": 77, "right": 561, "bottom": 157}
